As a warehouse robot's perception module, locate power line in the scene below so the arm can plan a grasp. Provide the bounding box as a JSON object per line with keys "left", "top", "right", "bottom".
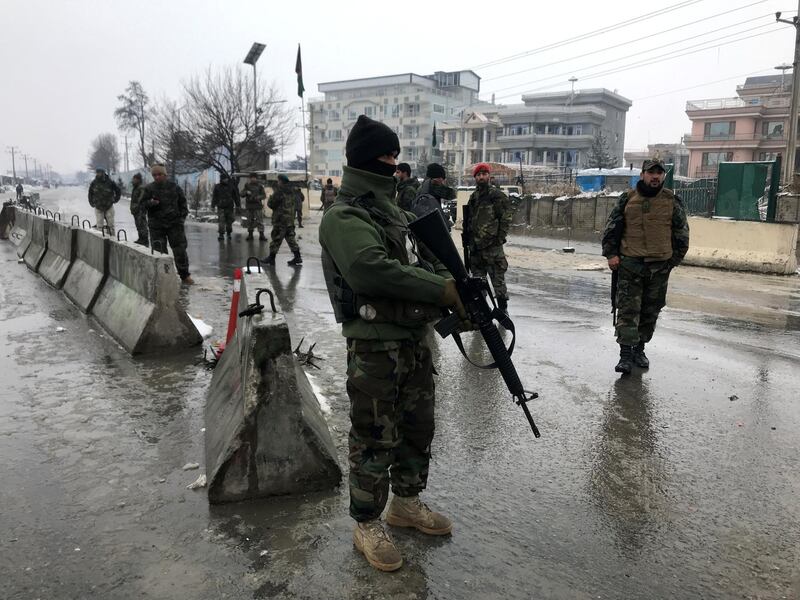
{"left": 492, "top": 23, "right": 785, "bottom": 100}
{"left": 484, "top": 6, "right": 771, "bottom": 83}
{"left": 631, "top": 68, "right": 778, "bottom": 101}
{"left": 471, "top": 0, "right": 706, "bottom": 70}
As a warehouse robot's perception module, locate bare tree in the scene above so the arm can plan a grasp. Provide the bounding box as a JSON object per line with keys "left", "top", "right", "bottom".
{"left": 114, "top": 81, "right": 150, "bottom": 168}
{"left": 150, "top": 97, "right": 195, "bottom": 176}
{"left": 87, "top": 133, "right": 120, "bottom": 172}
{"left": 177, "top": 65, "right": 295, "bottom": 178}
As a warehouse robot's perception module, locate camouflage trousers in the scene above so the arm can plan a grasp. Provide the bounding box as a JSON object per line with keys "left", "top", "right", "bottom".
{"left": 246, "top": 208, "right": 264, "bottom": 233}
{"left": 269, "top": 222, "right": 299, "bottom": 254}
{"left": 150, "top": 222, "right": 190, "bottom": 279}
{"left": 345, "top": 338, "right": 436, "bottom": 522}
{"left": 615, "top": 257, "right": 672, "bottom": 345}
{"left": 132, "top": 209, "right": 149, "bottom": 243}
{"left": 217, "top": 207, "right": 234, "bottom": 234}
{"left": 470, "top": 244, "right": 508, "bottom": 299}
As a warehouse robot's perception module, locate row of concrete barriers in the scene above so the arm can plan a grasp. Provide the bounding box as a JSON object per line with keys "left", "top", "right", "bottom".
{"left": 7, "top": 206, "right": 201, "bottom": 354}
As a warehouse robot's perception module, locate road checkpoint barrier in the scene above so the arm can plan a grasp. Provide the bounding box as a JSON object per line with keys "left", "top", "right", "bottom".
{"left": 38, "top": 220, "right": 76, "bottom": 289}
{"left": 62, "top": 228, "right": 109, "bottom": 313}
{"left": 684, "top": 217, "right": 799, "bottom": 275}
{"left": 22, "top": 213, "right": 49, "bottom": 272}
{"left": 91, "top": 240, "right": 202, "bottom": 354}
{"left": 205, "top": 268, "right": 341, "bottom": 504}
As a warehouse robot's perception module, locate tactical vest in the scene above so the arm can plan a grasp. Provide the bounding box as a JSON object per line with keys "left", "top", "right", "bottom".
{"left": 322, "top": 186, "right": 336, "bottom": 206}
{"left": 322, "top": 194, "right": 440, "bottom": 327}
{"left": 621, "top": 187, "right": 674, "bottom": 261}
{"left": 91, "top": 178, "right": 116, "bottom": 210}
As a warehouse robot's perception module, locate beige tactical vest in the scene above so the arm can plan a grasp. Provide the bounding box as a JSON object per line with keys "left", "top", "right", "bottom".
{"left": 621, "top": 187, "right": 674, "bottom": 261}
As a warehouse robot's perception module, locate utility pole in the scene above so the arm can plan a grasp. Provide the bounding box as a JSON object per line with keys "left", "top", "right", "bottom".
{"left": 32, "top": 158, "right": 38, "bottom": 180}
{"left": 22, "top": 153, "right": 30, "bottom": 180}
{"left": 6, "top": 146, "right": 18, "bottom": 181}
{"left": 777, "top": 6, "right": 800, "bottom": 184}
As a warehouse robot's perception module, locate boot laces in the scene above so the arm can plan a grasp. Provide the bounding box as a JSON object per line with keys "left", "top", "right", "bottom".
{"left": 362, "top": 520, "right": 391, "bottom": 542}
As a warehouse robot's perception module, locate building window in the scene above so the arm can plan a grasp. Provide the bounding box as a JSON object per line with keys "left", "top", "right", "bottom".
{"left": 447, "top": 131, "right": 457, "bottom": 144}
{"left": 406, "top": 103, "right": 420, "bottom": 117}
{"left": 328, "top": 110, "right": 340, "bottom": 121}
{"left": 758, "top": 152, "right": 779, "bottom": 161}
{"left": 329, "top": 130, "right": 342, "bottom": 141}
{"left": 433, "top": 103, "right": 445, "bottom": 114}
{"left": 704, "top": 121, "right": 736, "bottom": 140}
{"left": 762, "top": 121, "right": 784, "bottom": 138}
{"left": 329, "top": 169, "right": 341, "bottom": 177}
{"left": 348, "top": 109, "right": 358, "bottom": 120}
{"left": 364, "top": 106, "right": 375, "bottom": 117}
{"left": 701, "top": 151, "right": 733, "bottom": 166}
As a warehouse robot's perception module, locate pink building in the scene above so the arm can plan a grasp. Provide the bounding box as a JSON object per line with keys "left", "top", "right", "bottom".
{"left": 685, "top": 74, "right": 790, "bottom": 178}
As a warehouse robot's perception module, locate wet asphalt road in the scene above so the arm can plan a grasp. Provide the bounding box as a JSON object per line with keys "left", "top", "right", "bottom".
{"left": 2, "top": 187, "right": 800, "bottom": 599}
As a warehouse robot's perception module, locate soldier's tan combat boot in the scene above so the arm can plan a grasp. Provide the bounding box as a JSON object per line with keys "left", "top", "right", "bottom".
{"left": 386, "top": 495, "right": 452, "bottom": 535}
{"left": 353, "top": 520, "right": 402, "bottom": 572}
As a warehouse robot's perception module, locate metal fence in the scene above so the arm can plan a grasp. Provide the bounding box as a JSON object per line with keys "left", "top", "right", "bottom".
{"left": 673, "top": 178, "right": 717, "bottom": 217}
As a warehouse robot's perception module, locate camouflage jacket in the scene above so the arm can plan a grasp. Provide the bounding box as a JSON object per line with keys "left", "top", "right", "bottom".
{"left": 129, "top": 182, "right": 145, "bottom": 215}
{"left": 212, "top": 181, "right": 241, "bottom": 210}
{"left": 395, "top": 177, "right": 419, "bottom": 211}
{"left": 88, "top": 176, "right": 121, "bottom": 211}
{"left": 140, "top": 180, "right": 188, "bottom": 226}
{"left": 267, "top": 184, "right": 294, "bottom": 225}
{"left": 243, "top": 182, "right": 266, "bottom": 210}
{"left": 410, "top": 179, "right": 452, "bottom": 230}
{"left": 319, "top": 165, "right": 449, "bottom": 341}
{"left": 320, "top": 185, "right": 338, "bottom": 208}
{"left": 466, "top": 185, "right": 511, "bottom": 251}
{"left": 601, "top": 184, "right": 690, "bottom": 267}
{"left": 293, "top": 188, "right": 305, "bottom": 210}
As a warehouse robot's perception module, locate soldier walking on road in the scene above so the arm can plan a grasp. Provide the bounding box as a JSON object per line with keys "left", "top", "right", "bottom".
{"left": 15, "top": 182, "right": 23, "bottom": 201}
{"left": 293, "top": 185, "right": 305, "bottom": 228}
{"left": 243, "top": 173, "right": 267, "bottom": 241}
{"left": 88, "top": 168, "right": 121, "bottom": 234}
{"left": 211, "top": 173, "right": 240, "bottom": 241}
{"left": 601, "top": 158, "right": 690, "bottom": 374}
{"left": 465, "top": 162, "right": 512, "bottom": 313}
{"left": 394, "top": 162, "right": 418, "bottom": 211}
{"left": 319, "top": 115, "right": 466, "bottom": 572}
{"left": 320, "top": 178, "right": 338, "bottom": 211}
{"left": 263, "top": 174, "right": 302, "bottom": 266}
{"left": 140, "top": 164, "right": 194, "bottom": 285}
{"left": 129, "top": 173, "right": 149, "bottom": 246}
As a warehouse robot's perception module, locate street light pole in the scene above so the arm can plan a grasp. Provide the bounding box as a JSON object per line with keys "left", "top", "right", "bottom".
{"left": 6, "top": 146, "right": 18, "bottom": 181}
{"left": 243, "top": 42, "right": 267, "bottom": 170}
{"left": 777, "top": 7, "right": 800, "bottom": 184}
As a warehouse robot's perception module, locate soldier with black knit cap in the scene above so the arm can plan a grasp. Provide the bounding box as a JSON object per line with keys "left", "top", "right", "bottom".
{"left": 409, "top": 162, "right": 456, "bottom": 230}
{"left": 319, "top": 115, "right": 467, "bottom": 573}
{"left": 394, "top": 162, "right": 418, "bottom": 210}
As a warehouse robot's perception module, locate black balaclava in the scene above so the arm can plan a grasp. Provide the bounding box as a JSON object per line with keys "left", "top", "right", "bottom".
{"left": 345, "top": 115, "right": 401, "bottom": 177}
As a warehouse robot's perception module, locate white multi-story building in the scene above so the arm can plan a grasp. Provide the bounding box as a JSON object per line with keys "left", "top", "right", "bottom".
{"left": 308, "top": 70, "right": 482, "bottom": 177}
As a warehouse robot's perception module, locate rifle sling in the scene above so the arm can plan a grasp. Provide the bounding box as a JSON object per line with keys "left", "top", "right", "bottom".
{"left": 450, "top": 309, "right": 516, "bottom": 370}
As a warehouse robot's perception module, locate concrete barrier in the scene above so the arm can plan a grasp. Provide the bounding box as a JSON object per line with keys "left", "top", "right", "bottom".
{"left": 91, "top": 240, "right": 202, "bottom": 354}
{"left": 38, "top": 220, "right": 76, "bottom": 289}
{"left": 23, "top": 214, "right": 49, "bottom": 272}
{"left": 63, "top": 228, "right": 109, "bottom": 313}
{"left": 684, "top": 217, "right": 799, "bottom": 274}
{"left": 12, "top": 209, "right": 32, "bottom": 253}
{"left": 205, "top": 269, "right": 341, "bottom": 504}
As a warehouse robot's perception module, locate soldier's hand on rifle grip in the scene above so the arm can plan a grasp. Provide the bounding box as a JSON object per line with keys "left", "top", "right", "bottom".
{"left": 439, "top": 279, "right": 473, "bottom": 332}
{"left": 607, "top": 255, "right": 620, "bottom": 271}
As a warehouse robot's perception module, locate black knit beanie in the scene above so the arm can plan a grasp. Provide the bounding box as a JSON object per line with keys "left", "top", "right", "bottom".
{"left": 426, "top": 163, "right": 446, "bottom": 179}
{"left": 346, "top": 115, "right": 400, "bottom": 168}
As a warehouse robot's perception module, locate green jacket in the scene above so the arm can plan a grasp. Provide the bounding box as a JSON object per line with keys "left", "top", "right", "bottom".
{"left": 88, "top": 175, "right": 121, "bottom": 211}
{"left": 140, "top": 180, "right": 188, "bottom": 226}
{"left": 212, "top": 180, "right": 241, "bottom": 210}
{"left": 319, "top": 165, "right": 449, "bottom": 341}
{"left": 243, "top": 181, "right": 266, "bottom": 210}
{"left": 129, "top": 182, "right": 145, "bottom": 215}
{"left": 267, "top": 183, "right": 295, "bottom": 225}
{"left": 466, "top": 184, "right": 511, "bottom": 251}
{"left": 395, "top": 177, "right": 419, "bottom": 211}
{"left": 601, "top": 183, "right": 690, "bottom": 267}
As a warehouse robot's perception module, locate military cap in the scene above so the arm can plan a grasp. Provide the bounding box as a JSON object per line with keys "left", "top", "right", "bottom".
{"left": 642, "top": 158, "right": 666, "bottom": 172}
{"left": 277, "top": 174, "right": 289, "bottom": 183}
{"left": 472, "top": 162, "right": 491, "bottom": 176}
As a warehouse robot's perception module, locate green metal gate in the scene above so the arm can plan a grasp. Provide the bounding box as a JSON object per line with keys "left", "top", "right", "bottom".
{"left": 715, "top": 159, "right": 780, "bottom": 222}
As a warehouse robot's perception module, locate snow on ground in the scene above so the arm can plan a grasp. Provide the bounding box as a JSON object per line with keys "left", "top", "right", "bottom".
{"left": 188, "top": 315, "right": 213, "bottom": 339}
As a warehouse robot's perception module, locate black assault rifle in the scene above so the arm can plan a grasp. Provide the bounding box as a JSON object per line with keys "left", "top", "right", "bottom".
{"left": 409, "top": 209, "right": 541, "bottom": 437}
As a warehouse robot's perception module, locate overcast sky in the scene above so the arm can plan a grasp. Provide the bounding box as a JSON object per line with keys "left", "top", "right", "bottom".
{"left": 1, "top": 0, "right": 796, "bottom": 177}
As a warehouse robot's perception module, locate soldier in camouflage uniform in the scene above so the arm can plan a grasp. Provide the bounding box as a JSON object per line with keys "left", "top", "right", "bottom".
{"left": 242, "top": 173, "right": 267, "bottom": 241}
{"left": 320, "top": 115, "right": 467, "bottom": 572}
{"left": 263, "top": 174, "right": 302, "bottom": 266}
{"left": 465, "top": 162, "right": 513, "bottom": 312}
{"left": 394, "top": 162, "right": 418, "bottom": 211}
{"left": 602, "top": 158, "right": 690, "bottom": 374}
{"left": 140, "top": 164, "right": 193, "bottom": 285}
{"left": 409, "top": 162, "right": 456, "bottom": 230}
{"left": 211, "top": 173, "right": 240, "bottom": 241}
{"left": 88, "top": 168, "right": 121, "bottom": 233}
{"left": 129, "top": 173, "right": 148, "bottom": 246}
{"left": 319, "top": 178, "right": 338, "bottom": 211}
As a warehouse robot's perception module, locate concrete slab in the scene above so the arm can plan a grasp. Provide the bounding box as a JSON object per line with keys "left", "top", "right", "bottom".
{"left": 23, "top": 214, "right": 49, "bottom": 272}
{"left": 62, "top": 228, "right": 108, "bottom": 313}
{"left": 205, "top": 271, "right": 341, "bottom": 504}
{"left": 91, "top": 240, "right": 202, "bottom": 354}
{"left": 12, "top": 208, "right": 31, "bottom": 253}
{"left": 39, "top": 220, "right": 76, "bottom": 289}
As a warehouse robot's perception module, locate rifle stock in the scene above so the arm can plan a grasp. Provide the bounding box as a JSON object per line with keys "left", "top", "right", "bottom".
{"left": 409, "top": 210, "right": 540, "bottom": 437}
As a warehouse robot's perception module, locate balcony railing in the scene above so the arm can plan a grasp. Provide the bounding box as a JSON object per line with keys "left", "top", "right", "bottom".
{"left": 683, "top": 133, "right": 785, "bottom": 143}
{"left": 686, "top": 97, "right": 790, "bottom": 111}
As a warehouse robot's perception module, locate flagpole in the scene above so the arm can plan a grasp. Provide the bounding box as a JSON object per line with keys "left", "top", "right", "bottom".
{"left": 301, "top": 98, "right": 308, "bottom": 186}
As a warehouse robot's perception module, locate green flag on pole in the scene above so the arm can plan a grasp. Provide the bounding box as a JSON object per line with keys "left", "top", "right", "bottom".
{"left": 432, "top": 122, "right": 437, "bottom": 148}
{"left": 295, "top": 44, "right": 305, "bottom": 98}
